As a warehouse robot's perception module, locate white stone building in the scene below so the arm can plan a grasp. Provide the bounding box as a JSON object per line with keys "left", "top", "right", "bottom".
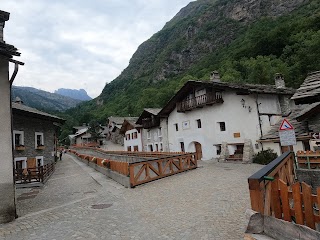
{"left": 158, "top": 73, "right": 296, "bottom": 161}
{"left": 120, "top": 118, "right": 143, "bottom": 151}
{"left": 136, "top": 108, "right": 169, "bottom": 152}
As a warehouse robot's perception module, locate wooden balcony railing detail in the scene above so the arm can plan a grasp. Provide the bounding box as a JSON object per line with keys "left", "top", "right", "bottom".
{"left": 296, "top": 150, "right": 320, "bottom": 169}
{"left": 177, "top": 92, "right": 223, "bottom": 112}
{"left": 15, "top": 162, "right": 55, "bottom": 184}
{"left": 129, "top": 153, "right": 197, "bottom": 187}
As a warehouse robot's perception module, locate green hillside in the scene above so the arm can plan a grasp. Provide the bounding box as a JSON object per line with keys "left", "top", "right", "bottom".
{"left": 66, "top": 0, "right": 320, "bottom": 123}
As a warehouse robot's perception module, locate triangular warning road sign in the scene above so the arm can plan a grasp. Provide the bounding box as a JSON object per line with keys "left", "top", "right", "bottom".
{"left": 279, "top": 118, "right": 294, "bottom": 131}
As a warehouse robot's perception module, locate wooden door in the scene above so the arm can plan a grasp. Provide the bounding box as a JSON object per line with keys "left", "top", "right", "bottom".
{"left": 195, "top": 142, "right": 202, "bottom": 160}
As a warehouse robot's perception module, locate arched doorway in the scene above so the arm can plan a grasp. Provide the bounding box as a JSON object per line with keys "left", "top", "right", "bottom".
{"left": 194, "top": 142, "right": 202, "bottom": 160}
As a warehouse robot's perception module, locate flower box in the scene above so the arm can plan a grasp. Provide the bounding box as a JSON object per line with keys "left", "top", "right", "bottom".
{"left": 36, "top": 145, "right": 45, "bottom": 150}
{"left": 15, "top": 145, "right": 25, "bottom": 151}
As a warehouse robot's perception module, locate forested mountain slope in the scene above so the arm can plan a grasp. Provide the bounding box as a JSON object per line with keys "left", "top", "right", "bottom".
{"left": 67, "top": 0, "right": 319, "bottom": 123}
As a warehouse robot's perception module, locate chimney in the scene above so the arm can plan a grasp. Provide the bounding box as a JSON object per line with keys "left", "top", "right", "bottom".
{"left": 210, "top": 70, "right": 220, "bottom": 82}
{"left": 0, "top": 11, "right": 10, "bottom": 43}
{"left": 275, "top": 73, "right": 285, "bottom": 89}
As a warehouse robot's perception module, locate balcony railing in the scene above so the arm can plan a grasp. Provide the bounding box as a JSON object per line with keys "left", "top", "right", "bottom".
{"left": 177, "top": 92, "right": 223, "bottom": 112}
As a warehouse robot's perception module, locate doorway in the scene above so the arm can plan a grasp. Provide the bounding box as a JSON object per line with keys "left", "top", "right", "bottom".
{"left": 194, "top": 142, "right": 202, "bottom": 160}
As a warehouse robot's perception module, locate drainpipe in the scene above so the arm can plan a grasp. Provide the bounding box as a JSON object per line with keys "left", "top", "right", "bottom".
{"left": 255, "top": 94, "right": 264, "bottom": 151}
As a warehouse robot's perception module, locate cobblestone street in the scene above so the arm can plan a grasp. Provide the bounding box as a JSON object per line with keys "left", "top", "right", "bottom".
{"left": 0, "top": 154, "right": 262, "bottom": 240}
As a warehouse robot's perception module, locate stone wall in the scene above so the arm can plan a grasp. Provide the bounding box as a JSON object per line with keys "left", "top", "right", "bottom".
{"left": 13, "top": 114, "right": 57, "bottom": 164}
{"left": 110, "top": 128, "right": 124, "bottom": 146}
{"left": 309, "top": 112, "right": 320, "bottom": 133}
{"left": 296, "top": 169, "right": 320, "bottom": 194}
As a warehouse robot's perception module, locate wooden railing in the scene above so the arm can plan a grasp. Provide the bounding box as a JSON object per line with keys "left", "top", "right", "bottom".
{"left": 15, "top": 162, "right": 55, "bottom": 184}
{"left": 129, "top": 153, "right": 197, "bottom": 187}
{"left": 69, "top": 149, "right": 197, "bottom": 187}
{"left": 177, "top": 92, "right": 223, "bottom": 112}
{"left": 247, "top": 151, "right": 320, "bottom": 230}
{"left": 248, "top": 151, "right": 295, "bottom": 214}
{"left": 296, "top": 150, "right": 320, "bottom": 169}
{"left": 269, "top": 179, "right": 320, "bottom": 229}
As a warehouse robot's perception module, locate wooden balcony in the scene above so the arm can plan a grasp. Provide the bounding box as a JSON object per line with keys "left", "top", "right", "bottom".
{"left": 177, "top": 92, "right": 223, "bottom": 112}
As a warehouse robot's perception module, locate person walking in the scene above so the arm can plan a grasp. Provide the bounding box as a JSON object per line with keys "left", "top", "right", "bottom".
{"left": 59, "top": 150, "right": 63, "bottom": 161}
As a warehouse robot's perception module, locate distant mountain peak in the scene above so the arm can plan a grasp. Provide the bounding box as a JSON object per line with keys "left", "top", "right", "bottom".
{"left": 54, "top": 88, "right": 92, "bottom": 101}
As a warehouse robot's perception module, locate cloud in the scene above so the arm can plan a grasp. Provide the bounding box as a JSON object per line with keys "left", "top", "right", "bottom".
{"left": 2, "top": 0, "right": 193, "bottom": 98}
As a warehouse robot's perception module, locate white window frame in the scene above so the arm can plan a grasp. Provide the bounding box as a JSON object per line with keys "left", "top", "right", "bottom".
{"left": 14, "top": 157, "right": 27, "bottom": 169}
{"left": 159, "top": 142, "right": 163, "bottom": 152}
{"left": 147, "top": 130, "right": 151, "bottom": 139}
{"left": 147, "top": 144, "right": 153, "bottom": 152}
{"left": 36, "top": 156, "right": 44, "bottom": 167}
{"left": 35, "top": 132, "right": 44, "bottom": 148}
{"left": 13, "top": 130, "right": 24, "bottom": 149}
{"left": 154, "top": 142, "right": 159, "bottom": 152}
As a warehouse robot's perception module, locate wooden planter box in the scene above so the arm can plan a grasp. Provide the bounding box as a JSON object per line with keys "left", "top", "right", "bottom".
{"left": 15, "top": 146, "right": 25, "bottom": 151}
{"left": 36, "top": 146, "right": 45, "bottom": 150}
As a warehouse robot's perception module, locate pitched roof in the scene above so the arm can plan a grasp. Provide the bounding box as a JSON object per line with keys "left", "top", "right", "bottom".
{"left": 159, "top": 80, "right": 296, "bottom": 116}
{"left": 108, "top": 116, "right": 138, "bottom": 125}
{"left": 259, "top": 104, "right": 315, "bottom": 141}
{"left": 12, "top": 102, "right": 65, "bottom": 123}
{"left": 291, "top": 71, "right": 320, "bottom": 104}
{"left": 136, "top": 108, "right": 162, "bottom": 125}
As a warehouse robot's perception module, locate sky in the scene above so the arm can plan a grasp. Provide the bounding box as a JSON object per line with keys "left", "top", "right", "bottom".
{"left": 1, "top": 0, "right": 193, "bottom": 98}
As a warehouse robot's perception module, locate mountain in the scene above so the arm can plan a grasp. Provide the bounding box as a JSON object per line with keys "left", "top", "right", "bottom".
{"left": 54, "top": 88, "right": 92, "bottom": 101}
{"left": 12, "top": 86, "right": 82, "bottom": 112}
{"left": 67, "top": 0, "right": 320, "bottom": 122}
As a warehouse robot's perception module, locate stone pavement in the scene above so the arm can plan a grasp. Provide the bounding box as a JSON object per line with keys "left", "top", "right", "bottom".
{"left": 0, "top": 154, "right": 262, "bottom": 240}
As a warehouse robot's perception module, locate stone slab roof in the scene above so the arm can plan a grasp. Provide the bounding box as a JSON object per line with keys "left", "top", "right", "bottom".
{"left": 260, "top": 104, "right": 317, "bottom": 141}
{"left": 108, "top": 116, "right": 138, "bottom": 125}
{"left": 0, "top": 42, "right": 20, "bottom": 58}
{"left": 144, "top": 108, "right": 162, "bottom": 115}
{"left": 12, "top": 102, "right": 65, "bottom": 123}
{"left": 292, "top": 71, "right": 320, "bottom": 104}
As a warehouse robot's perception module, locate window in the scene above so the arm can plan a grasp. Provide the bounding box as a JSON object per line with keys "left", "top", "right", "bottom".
{"left": 127, "top": 146, "right": 131, "bottom": 151}
{"left": 180, "top": 142, "right": 185, "bottom": 152}
{"left": 35, "top": 132, "right": 44, "bottom": 148}
{"left": 13, "top": 130, "right": 24, "bottom": 148}
{"left": 133, "top": 146, "right": 139, "bottom": 151}
{"left": 160, "top": 142, "right": 163, "bottom": 152}
{"left": 147, "top": 131, "right": 151, "bottom": 139}
{"left": 218, "top": 122, "right": 226, "bottom": 132}
{"left": 196, "top": 119, "right": 202, "bottom": 128}
{"left": 36, "top": 156, "right": 44, "bottom": 167}
{"left": 158, "top": 127, "right": 162, "bottom": 137}
{"left": 133, "top": 132, "right": 138, "bottom": 139}
{"left": 126, "top": 134, "right": 131, "bottom": 140}
{"left": 174, "top": 123, "right": 179, "bottom": 131}
{"left": 148, "top": 144, "right": 153, "bottom": 152}
{"left": 155, "top": 143, "right": 159, "bottom": 152}
{"left": 14, "top": 157, "right": 27, "bottom": 170}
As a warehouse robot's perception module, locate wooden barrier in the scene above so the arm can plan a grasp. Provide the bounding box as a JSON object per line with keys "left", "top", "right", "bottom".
{"left": 296, "top": 150, "right": 320, "bottom": 169}
{"left": 129, "top": 153, "right": 197, "bottom": 187}
{"left": 248, "top": 151, "right": 295, "bottom": 215}
{"left": 68, "top": 149, "right": 197, "bottom": 187}
{"left": 15, "top": 162, "right": 55, "bottom": 184}
{"left": 269, "top": 179, "right": 320, "bottom": 230}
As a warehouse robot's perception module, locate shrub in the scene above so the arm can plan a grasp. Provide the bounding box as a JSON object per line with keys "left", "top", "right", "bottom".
{"left": 253, "top": 149, "right": 278, "bottom": 165}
